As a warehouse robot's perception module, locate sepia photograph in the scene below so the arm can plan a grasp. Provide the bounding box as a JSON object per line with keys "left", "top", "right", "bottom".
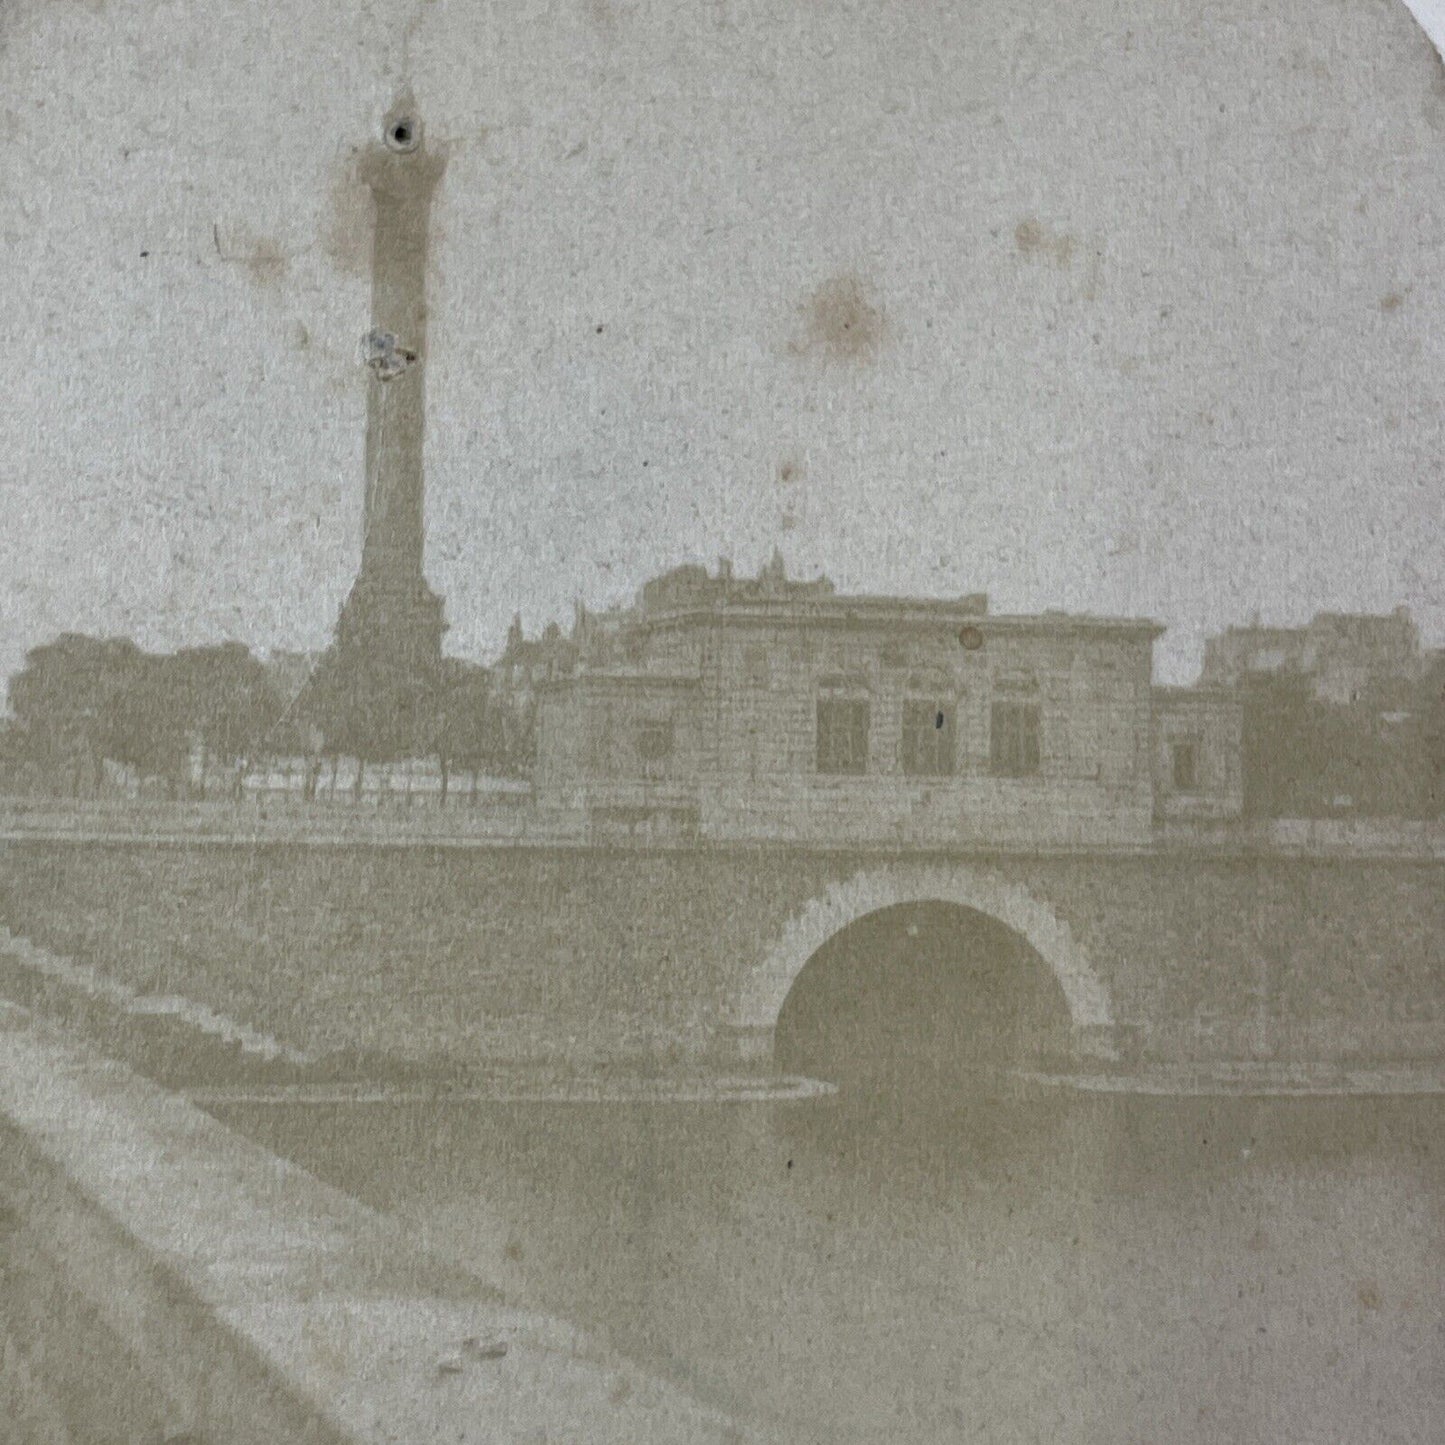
{"left": 2, "top": 1, "right": 1444, "bottom": 1440}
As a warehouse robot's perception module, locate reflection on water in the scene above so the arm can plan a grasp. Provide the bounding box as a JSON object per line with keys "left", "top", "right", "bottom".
{"left": 214, "top": 1083, "right": 1445, "bottom": 1444}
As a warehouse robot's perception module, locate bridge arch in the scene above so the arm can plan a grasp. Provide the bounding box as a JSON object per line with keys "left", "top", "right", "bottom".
{"left": 726, "top": 865, "right": 1116, "bottom": 1064}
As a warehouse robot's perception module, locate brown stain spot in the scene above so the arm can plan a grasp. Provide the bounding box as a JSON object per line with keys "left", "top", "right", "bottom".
{"left": 608, "top": 1376, "right": 633, "bottom": 1406}
{"left": 1015, "top": 217, "right": 1075, "bottom": 268}
{"left": 322, "top": 155, "right": 374, "bottom": 280}
{"left": 214, "top": 223, "right": 288, "bottom": 287}
{"left": 794, "top": 274, "right": 889, "bottom": 363}
{"left": 778, "top": 458, "right": 802, "bottom": 484}
{"left": 1356, "top": 1279, "right": 1383, "bottom": 1311}
{"left": 247, "top": 240, "right": 286, "bottom": 285}
{"left": 588, "top": 0, "right": 620, "bottom": 35}
{"left": 1380, "top": 291, "right": 1404, "bottom": 313}
{"left": 503, "top": 1236, "right": 525, "bottom": 1263}
{"left": 1246, "top": 1227, "right": 1269, "bottom": 1252}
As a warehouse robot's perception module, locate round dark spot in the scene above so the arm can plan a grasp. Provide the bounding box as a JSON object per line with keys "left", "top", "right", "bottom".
{"left": 958, "top": 625, "right": 984, "bottom": 651}
{"left": 385, "top": 117, "right": 419, "bottom": 153}
{"left": 595, "top": 324, "right": 604, "bottom": 334}
{"left": 786, "top": 1159, "right": 793, "bottom": 1170}
{"left": 140, "top": 250, "right": 150, "bottom": 258}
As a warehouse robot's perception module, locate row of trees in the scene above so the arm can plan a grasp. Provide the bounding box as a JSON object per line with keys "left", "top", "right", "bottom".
{"left": 3, "top": 634, "right": 533, "bottom": 802}
{"left": 6, "top": 636, "right": 285, "bottom": 797}
{"left": 297, "top": 649, "right": 524, "bottom": 803}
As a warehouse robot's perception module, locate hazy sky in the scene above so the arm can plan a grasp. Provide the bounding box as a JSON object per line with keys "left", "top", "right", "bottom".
{"left": 3, "top": 0, "right": 1443, "bottom": 687}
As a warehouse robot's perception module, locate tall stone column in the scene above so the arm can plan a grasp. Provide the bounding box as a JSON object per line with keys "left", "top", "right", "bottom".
{"left": 356, "top": 93, "right": 444, "bottom": 602}
{"left": 310, "top": 95, "right": 448, "bottom": 758}
{"left": 338, "top": 94, "right": 446, "bottom": 661}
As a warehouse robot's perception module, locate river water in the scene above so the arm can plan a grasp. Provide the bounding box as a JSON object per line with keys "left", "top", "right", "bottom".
{"left": 214, "top": 1085, "right": 1445, "bottom": 1444}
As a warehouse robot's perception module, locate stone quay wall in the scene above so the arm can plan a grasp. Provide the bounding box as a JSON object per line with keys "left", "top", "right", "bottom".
{"left": 0, "top": 1002, "right": 757, "bottom": 1444}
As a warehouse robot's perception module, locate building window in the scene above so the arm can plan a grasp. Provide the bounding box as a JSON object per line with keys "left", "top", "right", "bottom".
{"left": 901, "top": 699, "right": 955, "bottom": 777}
{"left": 990, "top": 700, "right": 1041, "bottom": 777}
{"left": 1170, "top": 738, "right": 1200, "bottom": 792}
{"left": 816, "top": 698, "right": 870, "bottom": 775}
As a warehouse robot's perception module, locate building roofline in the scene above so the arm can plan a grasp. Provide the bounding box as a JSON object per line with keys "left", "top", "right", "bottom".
{"left": 632, "top": 601, "right": 1164, "bottom": 638}
{"left": 1209, "top": 608, "right": 1416, "bottom": 638}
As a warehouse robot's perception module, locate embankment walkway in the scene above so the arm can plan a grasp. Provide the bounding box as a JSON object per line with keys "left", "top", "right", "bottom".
{"left": 0, "top": 1002, "right": 764, "bottom": 1444}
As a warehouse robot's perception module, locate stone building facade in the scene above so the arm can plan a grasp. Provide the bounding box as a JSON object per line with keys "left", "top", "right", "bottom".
{"left": 536, "top": 557, "right": 1241, "bottom": 846}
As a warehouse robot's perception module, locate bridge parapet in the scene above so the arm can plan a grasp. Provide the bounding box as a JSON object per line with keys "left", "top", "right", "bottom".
{"left": 3, "top": 799, "right": 1443, "bottom": 860}
{"left": 1159, "top": 816, "right": 1445, "bottom": 859}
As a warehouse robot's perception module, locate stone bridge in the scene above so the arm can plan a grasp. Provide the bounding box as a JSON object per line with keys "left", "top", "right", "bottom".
{"left": 1, "top": 832, "right": 1442, "bottom": 1074}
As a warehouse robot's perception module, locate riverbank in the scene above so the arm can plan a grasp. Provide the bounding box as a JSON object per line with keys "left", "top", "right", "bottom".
{"left": 0, "top": 1000, "right": 765, "bottom": 1444}
{"left": 1018, "top": 1061, "right": 1445, "bottom": 1097}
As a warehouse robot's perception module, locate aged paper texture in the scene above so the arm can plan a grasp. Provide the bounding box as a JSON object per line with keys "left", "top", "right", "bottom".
{"left": 2, "top": 2, "right": 1444, "bottom": 1441}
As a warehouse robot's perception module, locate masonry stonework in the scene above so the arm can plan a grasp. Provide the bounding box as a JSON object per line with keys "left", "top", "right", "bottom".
{"left": 1, "top": 841, "right": 1440, "bottom": 1074}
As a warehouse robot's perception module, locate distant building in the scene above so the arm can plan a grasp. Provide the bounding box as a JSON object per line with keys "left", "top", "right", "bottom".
{"left": 496, "top": 614, "right": 581, "bottom": 697}
{"left": 488, "top": 615, "right": 582, "bottom": 774}
{"left": 535, "top": 554, "right": 1239, "bottom": 846}
{"left": 1201, "top": 607, "right": 1424, "bottom": 705}
{"left": 1200, "top": 607, "right": 1443, "bottom": 818}
{"left": 1150, "top": 686, "right": 1243, "bottom": 822}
